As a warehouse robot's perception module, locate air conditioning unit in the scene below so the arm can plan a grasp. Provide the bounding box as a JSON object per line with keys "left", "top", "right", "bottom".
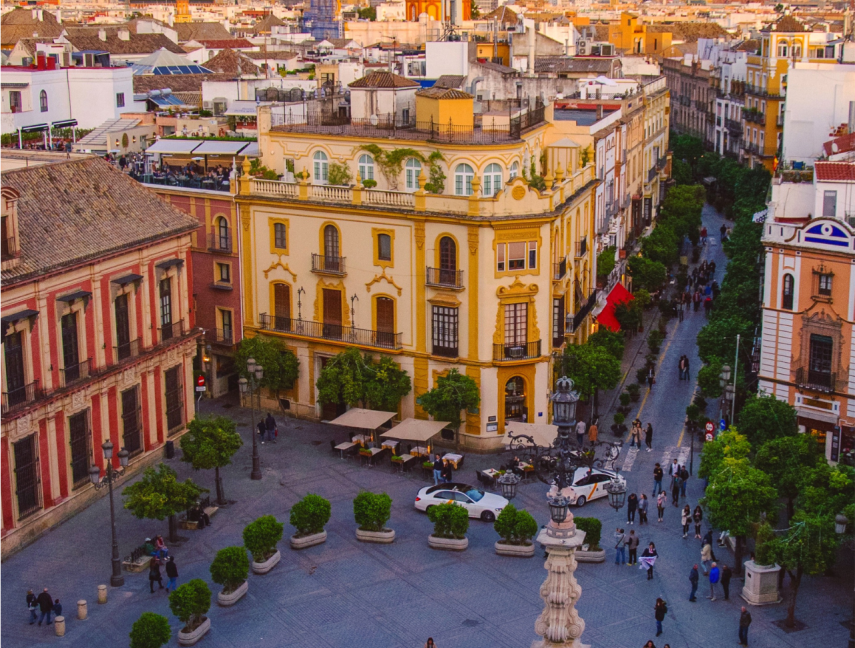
{"left": 577, "top": 40, "right": 586, "bottom": 54}
{"left": 202, "top": 101, "right": 212, "bottom": 109}
{"left": 508, "top": 346, "right": 524, "bottom": 358}
{"left": 600, "top": 44, "right": 614, "bottom": 56}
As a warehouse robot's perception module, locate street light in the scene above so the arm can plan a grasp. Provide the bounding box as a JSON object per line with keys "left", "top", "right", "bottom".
{"left": 497, "top": 470, "right": 520, "bottom": 501}
{"left": 719, "top": 364, "right": 732, "bottom": 424}
{"left": 88, "top": 441, "right": 129, "bottom": 587}
{"left": 238, "top": 356, "right": 263, "bottom": 481}
{"left": 834, "top": 513, "right": 854, "bottom": 648}
{"left": 605, "top": 477, "right": 627, "bottom": 511}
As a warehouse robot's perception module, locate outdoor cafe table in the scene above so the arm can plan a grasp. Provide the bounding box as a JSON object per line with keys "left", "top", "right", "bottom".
{"left": 443, "top": 453, "right": 464, "bottom": 469}
{"left": 410, "top": 446, "right": 429, "bottom": 457}
{"left": 380, "top": 439, "right": 399, "bottom": 453}
{"left": 353, "top": 434, "right": 370, "bottom": 446}
{"left": 334, "top": 441, "right": 356, "bottom": 459}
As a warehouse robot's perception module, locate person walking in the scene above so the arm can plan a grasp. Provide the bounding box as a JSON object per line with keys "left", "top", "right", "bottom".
{"left": 641, "top": 542, "right": 658, "bottom": 580}
{"left": 700, "top": 226, "right": 708, "bottom": 244}
{"left": 689, "top": 564, "right": 699, "bottom": 602}
{"left": 265, "top": 412, "right": 278, "bottom": 443}
{"left": 36, "top": 588, "right": 53, "bottom": 626}
{"left": 627, "top": 492, "right": 638, "bottom": 525}
{"left": 668, "top": 459, "right": 679, "bottom": 489}
{"left": 627, "top": 530, "right": 640, "bottom": 566}
{"left": 738, "top": 607, "right": 752, "bottom": 646}
{"left": 721, "top": 564, "right": 732, "bottom": 600}
{"left": 149, "top": 557, "right": 164, "bottom": 593}
{"left": 645, "top": 423, "right": 653, "bottom": 452}
{"left": 52, "top": 599, "right": 62, "bottom": 620}
{"left": 575, "top": 419, "right": 586, "bottom": 449}
{"left": 653, "top": 463, "right": 663, "bottom": 496}
{"left": 26, "top": 590, "right": 38, "bottom": 625}
{"left": 708, "top": 562, "right": 720, "bottom": 600}
{"left": 588, "top": 418, "right": 598, "bottom": 445}
{"left": 701, "top": 542, "right": 712, "bottom": 575}
{"left": 681, "top": 505, "right": 692, "bottom": 538}
{"left": 165, "top": 556, "right": 178, "bottom": 593}
{"left": 670, "top": 475, "right": 680, "bottom": 507}
{"left": 441, "top": 460, "right": 453, "bottom": 484}
{"left": 693, "top": 290, "right": 701, "bottom": 312}
{"left": 647, "top": 367, "right": 655, "bottom": 391}
{"left": 679, "top": 466, "right": 689, "bottom": 498}
{"left": 677, "top": 299, "right": 684, "bottom": 322}
{"left": 638, "top": 494, "right": 649, "bottom": 525}
{"left": 654, "top": 598, "right": 668, "bottom": 637}
{"left": 257, "top": 419, "right": 267, "bottom": 445}
{"left": 614, "top": 528, "right": 627, "bottom": 565}
{"left": 432, "top": 454, "right": 443, "bottom": 485}
{"left": 656, "top": 491, "right": 666, "bottom": 522}
{"left": 631, "top": 421, "right": 642, "bottom": 449}
{"left": 693, "top": 505, "right": 703, "bottom": 539}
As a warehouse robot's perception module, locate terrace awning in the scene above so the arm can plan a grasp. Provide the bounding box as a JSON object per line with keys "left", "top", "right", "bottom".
{"left": 503, "top": 421, "right": 557, "bottom": 448}
{"left": 328, "top": 408, "right": 396, "bottom": 430}
{"left": 192, "top": 140, "right": 253, "bottom": 155}
{"left": 595, "top": 282, "right": 634, "bottom": 332}
{"left": 380, "top": 418, "right": 449, "bottom": 443}
{"left": 145, "top": 139, "right": 202, "bottom": 155}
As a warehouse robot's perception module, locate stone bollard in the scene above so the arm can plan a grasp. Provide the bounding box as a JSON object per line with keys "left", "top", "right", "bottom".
{"left": 55, "top": 616, "right": 66, "bottom": 636}
{"left": 97, "top": 585, "right": 107, "bottom": 604}
{"left": 77, "top": 600, "right": 87, "bottom": 620}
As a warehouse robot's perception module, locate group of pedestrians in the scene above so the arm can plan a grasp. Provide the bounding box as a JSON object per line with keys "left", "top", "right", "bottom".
{"left": 26, "top": 588, "right": 60, "bottom": 626}
{"left": 432, "top": 454, "right": 455, "bottom": 484}
{"left": 256, "top": 413, "right": 279, "bottom": 444}
{"left": 149, "top": 555, "right": 179, "bottom": 594}
{"left": 613, "top": 527, "right": 659, "bottom": 579}
{"left": 628, "top": 419, "right": 654, "bottom": 451}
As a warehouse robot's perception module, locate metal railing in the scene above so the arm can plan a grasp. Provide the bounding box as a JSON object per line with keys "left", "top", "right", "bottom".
{"left": 60, "top": 358, "right": 92, "bottom": 388}
{"left": 158, "top": 320, "right": 185, "bottom": 344}
{"left": 795, "top": 366, "right": 836, "bottom": 393}
{"left": 2, "top": 380, "right": 42, "bottom": 414}
{"left": 744, "top": 111, "right": 766, "bottom": 125}
{"left": 647, "top": 168, "right": 658, "bottom": 183}
{"left": 135, "top": 172, "right": 231, "bottom": 192}
{"left": 493, "top": 340, "right": 541, "bottom": 362}
{"left": 656, "top": 156, "right": 668, "bottom": 170}
{"left": 432, "top": 344, "right": 459, "bottom": 358}
{"left": 311, "top": 254, "right": 346, "bottom": 275}
{"left": 425, "top": 267, "right": 463, "bottom": 289}
{"left": 115, "top": 338, "right": 141, "bottom": 363}
{"left": 207, "top": 328, "right": 234, "bottom": 345}
{"left": 259, "top": 313, "right": 403, "bottom": 350}
{"left": 725, "top": 118, "right": 743, "bottom": 134}
{"left": 567, "top": 290, "right": 599, "bottom": 335}
{"left": 576, "top": 238, "right": 588, "bottom": 258}
{"left": 208, "top": 232, "right": 232, "bottom": 253}
{"left": 553, "top": 259, "right": 567, "bottom": 280}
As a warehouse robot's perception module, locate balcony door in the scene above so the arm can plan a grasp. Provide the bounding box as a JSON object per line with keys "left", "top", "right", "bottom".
{"left": 323, "top": 225, "right": 341, "bottom": 273}
{"left": 273, "top": 284, "right": 291, "bottom": 332}
{"left": 808, "top": 334, "right": 833, "bottom": 389}
{"left": 4, "top": 331, "right": 26, "bottom": 405}
{"left": 160, "top": 278, "right": 173, "bottom": 340}
{"left": 115, "top": 293, "right": 131, "bottom": 360}
{"left": 375, "top": 297, "right": 395, "bottom": 348}
{"left": 439, "top": 237, "right": 456, "bottom": 285}
{"left": 322, "top": 289, "right": 342, "bottom": 340}
{"left": 61, "top": 312, "right": 81, "bottom": 383}
{"left": 504, "top": 303, "right": 528, "bottom": 350}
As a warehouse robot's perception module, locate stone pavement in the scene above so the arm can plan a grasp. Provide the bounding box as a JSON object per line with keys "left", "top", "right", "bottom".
{"left": 1, "top": 205, "right": 850, "bottom": 648}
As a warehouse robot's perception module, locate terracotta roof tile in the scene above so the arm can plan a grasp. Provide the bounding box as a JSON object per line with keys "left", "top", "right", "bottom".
{"left": 203, "top": 48, "right": 262, "bottom": 76}
{"left": 195, "top": 38, "right": 254, "bottom": 49}
{"left": 815, "top": 161, "right": 855, "bottom": 182}
{"left": 132, "top": 73, "right": 234, "bottom": 93}
{"left": 64, "top": 32, "right": 185, "bottom": 55}
{"left": 762, "top": 15, "right": 809, "bottom": 32}
{"left": 349, "top": 71, "right": 420, "bottom": 88}
{"left": 1, "top": 158, "right": 198, "bottom": 285}
{"left": 822, "top": 133, "right": 855, "bottom": 157}
{"left": 415, "top": 87, "right": 472, "bottom": 100}
{"left": 175, "top": 22, "right": 232, "bottom": 42}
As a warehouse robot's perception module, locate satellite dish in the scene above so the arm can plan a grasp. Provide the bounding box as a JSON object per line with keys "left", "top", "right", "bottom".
{"left": 831, "top": 142, "right": 839, "bottom": 152}
{"left": 369, "top": 114, "right": 378, "bottom": 125}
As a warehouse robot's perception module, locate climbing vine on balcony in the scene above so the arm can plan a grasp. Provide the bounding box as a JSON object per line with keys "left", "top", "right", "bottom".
{"left": 356, "top": 145, "right": 445, "bottom": 193}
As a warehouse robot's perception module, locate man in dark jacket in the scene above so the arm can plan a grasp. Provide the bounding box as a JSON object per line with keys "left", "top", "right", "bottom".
{"left": 653, "top": 464, "right": 664, "bottom": 496}
{"left": 265, "top": 413, "right": 277, "bottom": 443}
{"left": 36, "top": 588, "right": 53, "bottom": 625}
{"left": 721, "top": 564, "right": 732, "bottom": 600}
{"left": 257, "top": 420, "right": 267, "bottom": 444}
{"left": 739, "top": 606, "right": 752, "bottom": 645}
{"left": 432, "top": 454, "right": 443, "bottom": 485}
{"left": 26, "top": 590, "right": 37, "bottom": 624}
{"left": 689, "top": 564, "right": 699, "bottom": 601}
{"left": 627, "top": 530, "right": 640, "bottom": 566}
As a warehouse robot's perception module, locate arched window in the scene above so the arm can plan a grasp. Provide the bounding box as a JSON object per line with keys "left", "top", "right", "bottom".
{"left": 358, "top": 154, "right": 374, "bottom": 181}
{"left": 405, "top": 158, "right": 422, "bottom": 190}
{"left": 439, "top": 236, "right": 456, "bottom": 284}
{"left": 454, "top": 163, "right": 474, "bottom": 196}
{"left": 324, "top": 224, "right": 339, "bottom": 258}
{"left": 313, "top": 150, "right": 328, "bottom": 183}
{"left": 792, "top": 43, "right": 802, "bottom": 58}
{"left": 782, "top": 274, "right": 794, "bottom": 310}
{"left": 216, "top": 216, "right": 229, "bottom": 250}
{"left": 39, "top": 90, "right": 48, "bottom": 112}
{"left": 482, "top": 163, "right": 502, "bottom": 196}
{"left": 504, "top": 376, "right": 527, "bottom": 422}
{"left": 777, "top": 39, "right": 789, "bottom": 57}
{"left": 509, "top": 161, "right": 519, "bottom": 180}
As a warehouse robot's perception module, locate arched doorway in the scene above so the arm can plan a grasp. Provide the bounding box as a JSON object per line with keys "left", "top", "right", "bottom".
{"left": 504, "top": 376, "right": 527, "bottom": 423}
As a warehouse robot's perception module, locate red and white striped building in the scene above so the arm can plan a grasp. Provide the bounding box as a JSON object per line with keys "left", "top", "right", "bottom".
{"left": 1, "top": 157, "right": 200, "bottom": 554}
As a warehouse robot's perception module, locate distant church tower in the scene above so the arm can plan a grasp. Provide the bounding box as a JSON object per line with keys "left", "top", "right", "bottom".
{"left": 174, "top": 0, "right": 192, "bottom": 24}
{"left": 405, "top": 0, "right": 470, "bottom": 22}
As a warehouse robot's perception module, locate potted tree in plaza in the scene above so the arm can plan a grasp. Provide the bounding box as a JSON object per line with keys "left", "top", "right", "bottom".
{"left": 169, "top": 579, "right": 212, "bottom": 646}
{"left": 210, "top": 546, "right": 250, "bottom": 606}
{"left": 129, "top": 612, "right": 171, "bottom": 648}
{"left": 626, "top": 383, "right": 641, "bottom": 403}
{"left": 574, "top": 517, "right": 605, "bottom": 563}
{"left": 243, "top": 515, "right": 284, "bottom": 574}
{"left": 611, "top": 412, "right": 627, "bottom": 436}
{"left": 493, "top": 504, "right": 538, "bottom": 557}
{"left": 289, "top": 494, "right": 331, "bottom": 549}
{"left": 353, "top": 491, "right": 395, "bottom": 544}
{"left": 427, "top": 502, "right": 469, "bottom": 551}
{"left": 180, "top": 415, "right": 243, "bottom": 506}
{"left": 123, "top": 463, "right": 206, "bottom": 543}
{"left": 416, "top": 369, "right": 480, "bottom": 445}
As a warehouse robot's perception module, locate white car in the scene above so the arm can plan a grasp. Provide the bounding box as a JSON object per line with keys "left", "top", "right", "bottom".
{"left": 567, "top": 467, "right": 625, "bottom": 507}
{"left": 414, "top": 483, "right": 508, "bottom": 522}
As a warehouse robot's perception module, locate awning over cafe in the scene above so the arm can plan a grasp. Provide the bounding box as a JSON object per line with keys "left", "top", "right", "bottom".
{"left": 503, "top": 421, "right": 557, "bottom": 448}
{"left": 328, "top": 408, "right": 396, "bottom": 430}
{"left": 595, "top": 282, "right": 634, "bottom": 332}
{"left": 380, "top": 418, "right": 449, "bottom": 442}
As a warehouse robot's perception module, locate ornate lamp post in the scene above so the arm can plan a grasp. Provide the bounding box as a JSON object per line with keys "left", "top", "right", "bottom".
{"left": 719, "top": 364, "right": 731, "bottom": 424}
{"left": 238, "top": 356, "right": 264, "bottom": 481}
{"left": 88, "top": 441, "right": 129, "bottom": 587}
{"left": 506, "top": 376, "right": 626, "bottom": 648}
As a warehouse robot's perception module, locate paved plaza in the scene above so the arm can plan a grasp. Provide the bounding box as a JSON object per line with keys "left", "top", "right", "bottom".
{"left": 2, "top": 205, "right": 851, "bottom": 648}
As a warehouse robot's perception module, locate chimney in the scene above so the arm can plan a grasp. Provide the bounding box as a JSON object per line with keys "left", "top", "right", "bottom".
{"left": 849, "top": 101, "right": 855, "bottom": 135}
{"left": 37, "top": 9, "right": 43, "bottom": 21}
{"left": 118, "top": 28, "right": 130, "bottom": 41}
{"left": 528, "top": 25, "right": 535, "bottom": 77}
{"left": 98, "top": 28, "right": 107, "bottom": 42}
{"left": 596, "top": 103, "right": 603, "bottom": 120}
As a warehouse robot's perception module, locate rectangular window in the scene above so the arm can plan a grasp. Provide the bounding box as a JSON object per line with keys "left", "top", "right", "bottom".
{"left": 377, "top": 233, "right": 392, "bottom": 261}
{"left": 61, "top": 312, "right": 81, "bottom": 382}
{"left": 68, "top": 411, "right": 91, "bottom": 488}
{"left": 552, "top": 297, "right": 565, "bottom": 347}
{"left": 273, "top": 222, "right": 287, "bottom": 250}
{"left": 808, "top": 334, "right": 833, "bottom": 388}
{"left": 13, "top": 434, "right": 40, "bottom": 519}
{"left": 508, "top": 242, "right": 525, "bottom": 270}
{"left": 164, "top": 366, "right": 183, "bottom": 432}
{"left": 818, "top": 274, "right": 832, "bottom": 296}
{"left": 220, "top": 309, "right": 233, "bottom": 342}
{"left": 4, "top": 330, "right": 26, "bottom": 403}
{"left": 432, "top": 306, "right": 459, "bottom": 357}
{"left": 9, "top": 91, "right": 22, "bottom": 113}
{"left": 217, "top": 263, "right": 231, "bottom": 284}
{"left": 116, "top": 93, "right": 125, "bottom": 108}
{"left": 159, "top": 278, "right": 172, "bottom": 339}
{"left": 497, "top": 244, "right": 505, "bottom": 272}
{"left": 528, "top": 241, "right": 537, "bottom": 269}
{"left": 115, "top": 293, "right": 131, "bottom": 360}
{"left": 823, "top": 190, "right": 837, "bottom": 217}
{"left": 122, "top": 387, "right": 142, "bottom": 456}
{"left": 504, "top": 303, "right": 527, "bottom": 346}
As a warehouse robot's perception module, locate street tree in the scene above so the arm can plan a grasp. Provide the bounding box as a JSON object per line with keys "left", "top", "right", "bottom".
{"left": 362, "top": 356, "right": 411, "bottom": 412}
{"left": 696, "top": 313, "right": 753, "bottom": 365}
{"left": 123, "top": 463, "right": 206, "bottom": 542}
{"left": 560, "top": 342, "right": 621, "bottom": 419}
{"left": 698, "top": 427, "right": 751, "bottom": 480}
{"left": 180, "top": 415, "right": 243, "bottom": 505}
{"left": 587, "top": 329, "right": 625, "bottom": 361}
{"left": 416, "top": 369, "right": 480, "bottom": 436}
{"left": 701, "top": 457, "right": 777, "bottom": 575}
{"left": 736, "top": 393, "right": 798, "bottom": 448}
{"left": 316, "top": 347, "right": 367, "bottom": 408}
{"left": 234, "top": 336, "right": 299, "bottom": 392}
{"left": 753, "top": 435, "right": 821, "bottom": 520}
{"left": 627, "top": 256, "right": 668, "bottom": 291}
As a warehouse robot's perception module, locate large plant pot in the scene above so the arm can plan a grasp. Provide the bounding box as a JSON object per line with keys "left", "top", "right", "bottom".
{"left": 428, "top": 535, "right": 468, "bottom": 551}
{"left": 251, "top": 549, "right": 281, "bottom": 575}
{"left": 495, "top": 541, "right": 535, "bottom": 557}
{"left": 178, "top": 617, "right": 211, "bottom": 646}
{"left": 290, "top": 531, "right": 327, "bottom": 550}
{"left": 575, "top": 548, "right": 606, "bottom": 563}
{"left": 217, "top": 580, "right": 248, "bottom": 607}
{"left": 356, "top": 528, "right": 395, "bottom": 544}
{"left": 741, "top": 560, "right": 782, "bottom": 606}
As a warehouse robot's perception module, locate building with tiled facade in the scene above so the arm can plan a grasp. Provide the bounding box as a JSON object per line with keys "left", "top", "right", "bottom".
{"left": 0, "top": 158, "right": 200, "bottom": 554}
{"left": 662, "top": 56, "right": 714, "bottom": 144}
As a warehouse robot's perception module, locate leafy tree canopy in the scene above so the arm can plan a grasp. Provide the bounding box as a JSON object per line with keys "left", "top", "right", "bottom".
{"left": 737, "top": 393, "right": 799, "bottom": 448}
{"left": 123, "top": 463, "right": 206, "bottom": 521}
{"left": 699, "top": 427, "right": 751, "bottom": 480}
{"left": 701, "top": 457, "right": 778, "bottom": 538}
{"left": 560, "top": 343, "right": 622, "bottom": 401}
{"left": 416, "top": 369, "right": 480, "bottom": 432}
{"left": 234, "top": 335, "right": 299, "bottom": 391}
{"left": 316, "top": 348, "right": 411, "bottom": 411}
{"left": 587, "top": 329, "right": 625, "bottom": 361}
{"left": 754, "top": 435, "right": 822, "bottom": 518}
{"left": 596, "top": 246, "right": 616, "bottom": 278}
{"left": 627, "top": 255, "right": 668, "bottom": 291}
{"left": 181, "top": 415, "right": 242, "bottom": 471}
